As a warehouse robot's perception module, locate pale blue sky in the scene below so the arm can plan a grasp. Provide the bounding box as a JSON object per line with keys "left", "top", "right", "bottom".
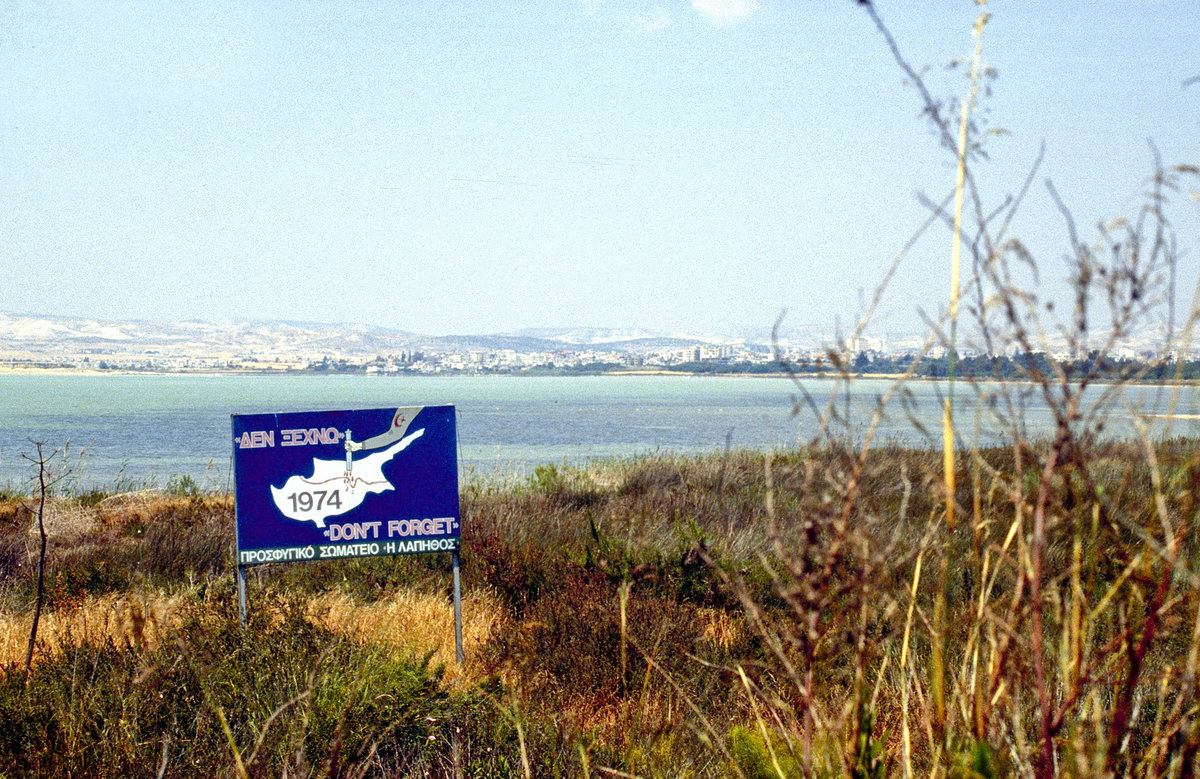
{"left": 2, "top": 1, "right": 1197, "bottom": 338}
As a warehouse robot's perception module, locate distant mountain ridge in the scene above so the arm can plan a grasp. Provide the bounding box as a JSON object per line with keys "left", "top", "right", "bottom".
{"left": 508, "top": 327, "right": 659, "bottom": 344}
{"left": 0, "top": 312, "right": 782, "bottom": 362}
{"left": 3, "top": 311, "right": 1171, "bottom": 366}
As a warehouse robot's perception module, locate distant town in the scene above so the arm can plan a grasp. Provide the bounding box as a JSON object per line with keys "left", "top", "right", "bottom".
{"left": 2, "top": 312, "right": 1197, "bottom": 380}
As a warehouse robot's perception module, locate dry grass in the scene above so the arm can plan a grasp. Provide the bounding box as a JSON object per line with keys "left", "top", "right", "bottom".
{"left": 307, "top": 587, "right": 509, "bottom": 686}
{"left": 697, "top": 605, "right": 747, "bottom": 654}
{"left": 0, "top": 591, "right": 185, "bottom": 663}
{"left": 1, "top": 582, "right": 508, "bottom": 687}
{"left": 3, "top": 491, "right": 230, "bottom": 538}
{"left": 3, "top": 492, "right": 231, "bottom": 566}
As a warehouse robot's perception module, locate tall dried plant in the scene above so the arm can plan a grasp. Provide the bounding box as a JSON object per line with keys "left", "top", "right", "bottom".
{"left": 716, "top": 3, "right": 1200, "bottom": 777}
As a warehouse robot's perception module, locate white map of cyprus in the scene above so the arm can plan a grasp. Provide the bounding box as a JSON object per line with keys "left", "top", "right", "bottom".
{"left": 270, "top": 428, "right": 424, "bottom": 528}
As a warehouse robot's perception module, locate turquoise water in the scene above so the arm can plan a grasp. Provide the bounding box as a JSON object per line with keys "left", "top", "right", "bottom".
{"left": 0, "top": 373, "right": 1196, "bottom": 490}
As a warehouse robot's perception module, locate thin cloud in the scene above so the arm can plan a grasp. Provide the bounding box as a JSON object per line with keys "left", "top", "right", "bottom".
{"left": 691, "top": 0, "right": 759, "bottom": 27}
{"left": 637, "top": 7, "right": 671, "bottom": 33}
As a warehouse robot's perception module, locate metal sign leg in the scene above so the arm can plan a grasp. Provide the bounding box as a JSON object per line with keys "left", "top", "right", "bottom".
{"left": 237, "top": 565, "right": 247, "bottom": 628}
{"left": 452, "top": 551, "right": 464, "bottom": 665}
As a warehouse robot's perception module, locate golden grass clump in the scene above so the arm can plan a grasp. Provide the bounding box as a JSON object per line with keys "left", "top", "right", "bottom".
{"left": 697, "top": 605, "right": 746, "bottom": 654}
{"left": 307, "top": 586, "right": 508, "bottom": 685}
{"left": 0, "top": 591, "right": 185, "bottom": 665}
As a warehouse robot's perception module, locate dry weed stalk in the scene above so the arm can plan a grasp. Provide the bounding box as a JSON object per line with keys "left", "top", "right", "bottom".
{"left": 708, "top": 4, "right": 1200, "bottom": 777}
{"left": 18, "top": 441, "right": 77, "bottom": 678}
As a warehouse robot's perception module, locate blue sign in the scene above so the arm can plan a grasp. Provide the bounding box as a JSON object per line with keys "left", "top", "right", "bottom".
{"left": 232, "top": 405, "right": 459, "bottom": 566}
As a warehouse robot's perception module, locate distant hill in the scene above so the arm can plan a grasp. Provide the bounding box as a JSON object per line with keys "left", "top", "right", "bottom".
{"left": 0, "top": 312, "right": 779, "bottom": 364}
{"left": 0, "top": 313, "right": 414, "bottom": 358}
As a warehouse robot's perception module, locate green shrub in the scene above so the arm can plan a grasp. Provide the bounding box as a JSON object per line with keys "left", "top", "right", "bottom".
{"left": 727, "top": 725, "right": 801, "bottom": 779}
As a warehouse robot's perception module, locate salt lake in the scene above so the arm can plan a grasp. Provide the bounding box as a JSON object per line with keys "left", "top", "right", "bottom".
{"left": 0, "top": 372, "right": 1196, "bottom": 490}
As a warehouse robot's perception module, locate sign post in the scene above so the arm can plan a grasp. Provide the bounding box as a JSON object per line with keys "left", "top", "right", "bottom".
{"left": 231, "top": 405, "right": 462, "bottom": 662}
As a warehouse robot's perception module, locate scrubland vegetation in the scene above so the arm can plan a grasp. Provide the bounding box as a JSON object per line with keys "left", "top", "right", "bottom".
{"left": 0, "top": 433, "right": 1199, "bottom": 777}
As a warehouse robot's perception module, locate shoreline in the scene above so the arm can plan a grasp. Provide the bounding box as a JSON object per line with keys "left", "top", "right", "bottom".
{"left": 1, "top": 365, "right": 1198, "bottom": 386}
